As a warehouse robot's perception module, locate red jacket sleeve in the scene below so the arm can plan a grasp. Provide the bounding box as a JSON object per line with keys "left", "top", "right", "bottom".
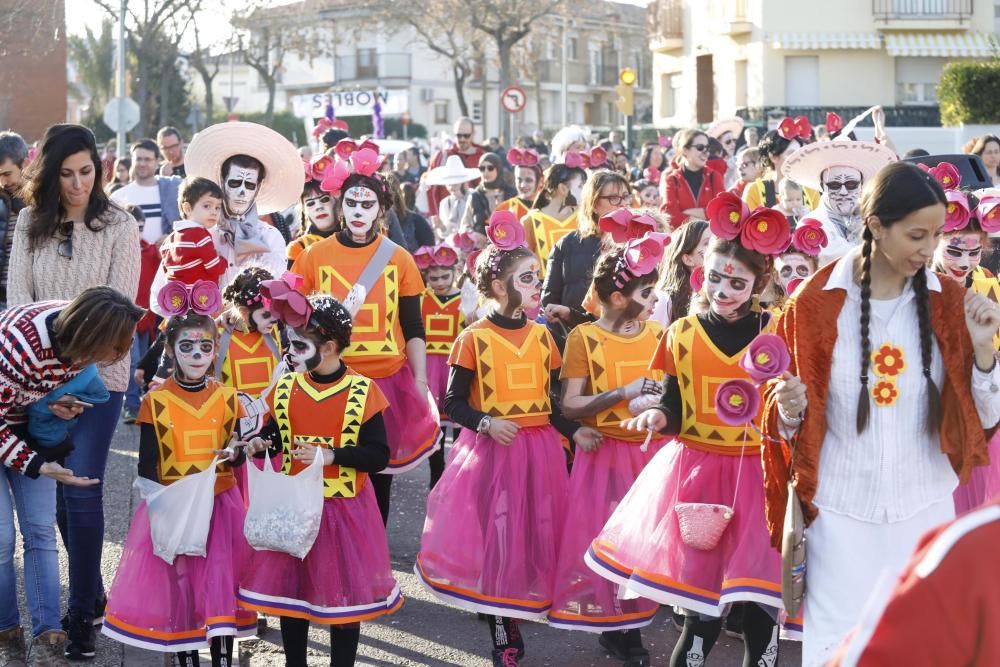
{"left": 661, "top": 171, "right": 690, "bottom": 230}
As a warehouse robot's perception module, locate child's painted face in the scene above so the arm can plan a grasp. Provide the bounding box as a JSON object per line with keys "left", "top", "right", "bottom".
{"left": 704, "top": 253, "right": 755, "bottom": 320}
{"left": 187, "top": 194, "right": 223, "bottom": 229}
{"left": 425, "top": 267, "right": 455, "bottom": 296}
{"left": 775, "top": 252, "right": 816, "bottom": 292}
{"left": 639, "top": 185, "right": 661, "bottom": 208}
{"left": 935, "top": 232, "right": 984, "bottom": 283}
{"left": 251, "top": 307, "right": 276, "bottom": 332}
{"left": 172, "top": 327, "right": 215, "bottom": 380}
{"left": 285, "top": 328, "right": 321, "bottom": 372}
{"left": 514, "top": 166, "right": 538, "bottom": 200}
{"left": 502, "top": 256, "right": 543, "bottom": 317}
{"left": 342, "top": 185, "right": 379, "bottom": 238}
{"left": 303, "top": 191, "right": 336, "bottom": 231}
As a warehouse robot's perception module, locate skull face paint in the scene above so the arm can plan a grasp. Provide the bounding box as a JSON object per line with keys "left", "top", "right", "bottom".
{"left": 935, "top": 232, "right": 984, "bottom": 284}
{"left": 612, "top": 281, "right": 658, "bottom": 333}
{"left": 303, "top": 192, "right": 336, "bottom": 232}
{"left": 822, "top": 166, "right": 863, "bottom": 217}
{"left": 173, "top": 328, "right": 216, "bottom": 381}
{"left": 342, "top": 186, "right": 380, "bottom": 240}
{"left": 775, "top": 252, "right": 817, "bottom": 292}
{"left": 502, "top": 256, "right": 543, "bottom": 318}
{"left": 224, "top": 165, "right": 261, "bottom": 217}
{"left": 285, "top": 328, "right": 322, "bottom": 372}
{"left": 704, "top": 253, "right": 755, "bottom": 320}
{"left": 250, "top": 307, "right": 276, "bottom": 333}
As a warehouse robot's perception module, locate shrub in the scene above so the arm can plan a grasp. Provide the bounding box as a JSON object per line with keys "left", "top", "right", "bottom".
{"left": 938, "top": 58, "right": 1000, "bottom": 127}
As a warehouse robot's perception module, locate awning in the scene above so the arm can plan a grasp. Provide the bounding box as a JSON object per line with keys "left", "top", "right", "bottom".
{"left": 884, "top": 32, "right": 997, "bottom": 57}
{"left": 770, "top": 32, "right": 882, "bottom": 50}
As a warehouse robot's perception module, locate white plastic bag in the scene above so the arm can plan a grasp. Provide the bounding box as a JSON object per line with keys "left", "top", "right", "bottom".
{"left": 133, "top": 457, "right": 221, "bottom": 565}
{"left": 243, "top": 447, "right": 324, "bottom": 559}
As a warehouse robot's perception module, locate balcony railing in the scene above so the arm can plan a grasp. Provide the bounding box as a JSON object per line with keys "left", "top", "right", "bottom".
{"left": 873, "top": 0, "right": 973, "bottom": 22}
{"left": 535, "top": 60, "right": 649, "bottom": 88}
{"left": 334, "top": 53, "right": 411, "bottom": 84}
{"left": 736, "top": 105, "right": 942, "bottom": 128}
{"left": 648, "top": 0, "right": 683, "bottom": 50}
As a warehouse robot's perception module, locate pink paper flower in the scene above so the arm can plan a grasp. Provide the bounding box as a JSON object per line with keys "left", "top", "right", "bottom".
{"left": 739, "top": 333, "right": 791, "bottom": 385}
{"left": 599, "top": 209, "right": 658, "bottom": 243}
{"left": 714, "top": 378, "right": 760, "bottom": 426}
{"left": 334, "top": 138, "right": 360, "bottom": 161}
{"left": 260, "top": 273, "right": 312, "bottom": 329}
{"left": 413, "top": 246, "right": 435, "bottom": 270}
{"left": 690, "top": 266, "right": 705, "bottom": 292}
{"left": 928, "top": 163, "right": 961, "bottom": 191}
{"left": 189, "top": 280, "right": 221, "bottom": 316}
{"left": 350, "top": 148, "right": 381, "bottom": 177}
{"left": 623, "top": 232, "right": 670, "bottom": 277}
{"left": 466, "top": 249, "right": 482, "bottom": 276}
{"left": 449, "top": 231, "right": 476, "bottom": 253}
{"left": 791, "top": 219, "right": 829, "bottom": 257}
{"left": 431, "top": 244, "right": 459, "bottom": 267}
{"left": 158, "top": 281, "right": 190, "bottom": 317}
{"left": 307, "top": 154, "right": 334, "bottom": 182}
{"left": 563, "top": 152, "right": 584, "bottom": 169}
{"left": 586, "top": 146, "right": 608, "bottom": 169}
{"left": 944, "top": 190, "right": 971, "bottom": 232}
{"left": 320, "top": 159, "right": 351, "bottom": 196}
{"left": 741, "top": 207, "right": 792, "bottom": 255}
{"left": 486, "top": 210, "right": 526, "bottom": 250}
{"left": 978, "top": 195, "right": 1000, "bottom": 233}
{"left": 707, "top": 192, "right": 749, "bottom": 241}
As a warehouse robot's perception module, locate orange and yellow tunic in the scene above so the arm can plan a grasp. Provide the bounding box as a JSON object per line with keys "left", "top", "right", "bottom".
{"left": 286, "top": 233, "right": 324, "bottom": 266}
{"left": 522, "top": 210, "right": 578, "bottom": 277}
{"left": 216, "top": 326, "right": 281, "bottom": 398}
{"left": 970, "top": 266, "right": 1000, "bottom": 350}
{"left": 561, "top": 321, "right": 664, "bottom": 442}
{"left": 421, "top": 290, "right": 463, "bottom": 357}
{"left": 497, "top": 196, "right": 531, "bottom": 225}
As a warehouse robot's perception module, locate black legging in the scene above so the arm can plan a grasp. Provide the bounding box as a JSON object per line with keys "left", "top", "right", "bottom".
{"left": 670, "top": 603, "right": 777, "bottom": 667}
{"left": 371, "top": 473, "right": 392, "bottom": 526}
{"left": 175, "top": 636, "right": 233, "bottom": 666}
{"left": 280, "top": 617, "right": 361, "bottom": 667}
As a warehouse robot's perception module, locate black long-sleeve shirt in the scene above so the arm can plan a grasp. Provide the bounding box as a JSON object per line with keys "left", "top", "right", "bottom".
{"left": 541, "top": 230, "right": 602, "bottom": 349}
{"left": 656, "top": 311, "right": 766, "bottom": 435}
{"left": 442, "top": 311, "right": 580, "bottom": 439}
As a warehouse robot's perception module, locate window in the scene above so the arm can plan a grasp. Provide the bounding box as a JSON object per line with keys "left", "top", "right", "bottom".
{"left": 472, "top": 100, "right": 483, "bottom": 123}
{"left": 896, "top": 56, "right": 945, "bottom": 106}
{"left": 545, "top": 38, "right": 556, "bottom": 60}
{"left": 606, "top": 101, "right": 616, "bottom": 123}
{"left": 569, "top": 37, "right": 578, "bottom": 61}
{"left": 735, "top": 59, "right": 748, "bottom": 109}
{"left": 784, "top": 56, "right": 819, "bottom": 107}
{"left": 588, "top": 49, "right": 602, "bottom": 85}
{"left": 356, "top": 48, "right": 376, "bottom": 78}
{"left": 568, "top": 100, "right": 579, "bottom": 123}
{"left": 434, "top": 100, "right": 450, "bottom": 124}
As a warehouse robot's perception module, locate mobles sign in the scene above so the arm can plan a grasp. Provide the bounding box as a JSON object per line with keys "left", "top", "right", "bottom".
{"left": 292, "top": 90, "right": 409, "bottom": 119}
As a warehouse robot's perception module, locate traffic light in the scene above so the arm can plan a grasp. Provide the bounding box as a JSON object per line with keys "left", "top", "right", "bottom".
{"left": 615, "top": 68, "right": 636, "bottom": 117}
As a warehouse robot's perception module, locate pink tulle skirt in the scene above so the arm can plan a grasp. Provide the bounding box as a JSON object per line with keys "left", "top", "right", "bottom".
{"left": 238, "top": 483, "right": 402, "bottom": 625}
{"left": 954, "top": 430, "right": 1000, "bottom": 514}
{"left": 586, "top": 440, "right": 783, "bottom": 619}
{"left": 416, "top": 425, "right": 569, "bottom": 621}
{"left": 102, "top": 487, "right": 257, "bottom": 652}
{"left": 549, "top": 436, "right": 665, "bottom": 632}
{"left": 374, "top": 364, "right": 440, "bottom": 473}
{"left": 426, "top": 353, "right": 450, "bottom": 415}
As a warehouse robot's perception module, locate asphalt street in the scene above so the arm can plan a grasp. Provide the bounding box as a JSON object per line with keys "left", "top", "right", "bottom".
{"left": 15, "top": 420, "right": 802, "bottom": 666}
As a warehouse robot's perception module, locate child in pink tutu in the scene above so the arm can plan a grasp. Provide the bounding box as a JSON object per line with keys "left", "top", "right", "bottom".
{"left": 240, "top": 277, "right": 401, "bottom": 667}
{"left": 415, "top": 243, "right": 464, "bottom": 488}
{"left": 588, "top": 218, "right": 792, "bottom": 666}
{"left": 549, "top": 233, "right": 669, "bottom": 666}
{"left": 102, "top": 284, "right": 256, "bottom": 666}
{"left": 415, "top": 211, "right": 597, "bottom": 667}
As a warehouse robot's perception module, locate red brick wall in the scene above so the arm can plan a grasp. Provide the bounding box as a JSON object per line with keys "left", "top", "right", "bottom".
{"left": 0, "top": 0, "right": 67, "bottom": 142}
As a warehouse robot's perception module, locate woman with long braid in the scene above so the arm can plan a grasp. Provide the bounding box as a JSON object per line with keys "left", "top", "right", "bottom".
{"left": 761, "top": 162, "right": 1000, "bottom": 666}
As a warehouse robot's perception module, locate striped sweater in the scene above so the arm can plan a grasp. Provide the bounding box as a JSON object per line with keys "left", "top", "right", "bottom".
{"left": 159, "top": 220, "right": 228, "bottom": 286}
{"left": 0, "top": 301, "right": 81, "bottom": 477}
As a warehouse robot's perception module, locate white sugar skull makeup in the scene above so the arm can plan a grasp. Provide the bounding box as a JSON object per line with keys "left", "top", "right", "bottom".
{"left": 775, "top": 252, "right": 817, "bottom": 292}
{"left": 286, "top": 328, "right": 321, "bottom": 372}
{"left": 514, "top": 166, "right": 538, "bottom": 200}
{"left": 704, "top": 253, "right": 755, "bottom": 320}
{"left": 224, "top": 165, "right": 261, "bottom": 217}
{"left": 303, "top": 191, "right": 336, "bottom": 232}
{"left": 822, "top": 166, "right": 863, "bottom": 217}
{"left": 251, "top": 307, "right": 276, "bottom": 333}
{"left": 568, "top": 176, "right": 584, "bottom": 207}
{"left": 173, "top": 328, "right": 216, "bottom": 381}
{"left": 503, "top": 256, "right": 543, "bottom": 318}
{"left": 343, "top": 185, "right": 380, "bottom": 240}
{"left": 935, "top": 232, "right": 984, "bottom": 284}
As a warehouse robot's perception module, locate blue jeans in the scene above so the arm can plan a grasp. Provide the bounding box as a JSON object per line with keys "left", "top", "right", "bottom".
{"left": 56, "top": 391, "right": 124, "bottom": 617}
{"left": 0, "top": 466, "right": 60, "bottom": 636}
{"left": 125, "top": 331, "right": 150, "bottom": 412}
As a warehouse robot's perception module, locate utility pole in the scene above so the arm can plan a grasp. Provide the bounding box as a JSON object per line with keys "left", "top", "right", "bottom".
{"left": 116, "top": 0, "right": 126, "bottom": 152}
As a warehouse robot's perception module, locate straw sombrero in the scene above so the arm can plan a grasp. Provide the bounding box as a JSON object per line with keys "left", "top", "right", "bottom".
{"left": 186, "top": 121, "right": 303, "bottom": 215}
{"left": 425, "top": 154, "right": 481, "bottom": 186}
{"left": 782, "top": 140, "right": 897, "bottom": 193}
{"left": 707, "top": 117, "right": 744, "bottom": 141}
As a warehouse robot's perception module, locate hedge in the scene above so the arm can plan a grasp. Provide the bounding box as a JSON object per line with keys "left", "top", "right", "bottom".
{"left": 938, "top": 58, "right": 1000, "bottom": 127}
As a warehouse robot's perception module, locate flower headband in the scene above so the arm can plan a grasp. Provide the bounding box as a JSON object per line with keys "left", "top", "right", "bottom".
{"left": 825, "top": 112, "right": 844, "bottom": 135}
{"left": 485, "top": 210, "right": 527, "bottom": 277}
{"left": 414, "top": 244, "right": 459, "bottom": 270}
{"left": 311, "top": 117, "right": 348, "bottom": 139}
{"left": 506, "top": 148, "right": 540, "bottom": 167}
{"left": 259, "top": 272, "right": 312, "bottom": 329}
{"left": 158, "top": 280, "right": 222, "bottom": 317}
{"left": 449, "top": 231, "right": 477, "bottom": 253}
{"left": 789, "top": 218, "right": 829, "bottom": 257}
{"left": 316, "top": 148, "right": 384, "bottom": 197}
{"left": 305, "top": 154, "right": 334, "bottom": 183}
{"left": 918, "top": 162, "right": 961, "bottom": 191}
{"left": 612, "top": 232, "right": 670, "bottom": 289}
{"left": 563, "top": 146, "right": 608, "bottom": 170}
{"left": 599, "top": 208, "right": 657, "bottom": 243}
{"left": 707, "top": 192, "right": 792, "bottom": 256}
{"left": 777, "top": 116, "right": 812, "bottom": 141}
{"left": 334, "top": 138, "right": 380, "bottom": 162}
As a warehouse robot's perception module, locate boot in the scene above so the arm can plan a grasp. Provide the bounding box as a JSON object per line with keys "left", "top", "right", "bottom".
{"left": 0, "top": 626, "right": 27, "bottom": 667}
{"left": 27, "top": 630, "right": 68, "bottom": 667}
{"left": 63, "top": 611, "right": 94, "bottom": 661}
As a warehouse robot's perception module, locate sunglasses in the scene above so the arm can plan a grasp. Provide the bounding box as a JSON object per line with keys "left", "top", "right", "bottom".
{"left": 456, "top": 133, "right": 472, "bottom": 139}
{"left": 57, "top": 220, "right": 73, "bottom": 260}
{"left": 688, "top": 144, "right": 709, "bottom": 153}
{"left": 479, "top": 165, "right": 496, "bottom": 172}
{"left": 226, "top": 178, "right": 258, "bottom": 191}
{"left": 824, "top": 180, "right": 860, "bottom": 192}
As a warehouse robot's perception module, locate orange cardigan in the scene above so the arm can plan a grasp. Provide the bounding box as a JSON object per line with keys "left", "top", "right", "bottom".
{"left": 761, "top": 262, "right": 994, "bottom": 549}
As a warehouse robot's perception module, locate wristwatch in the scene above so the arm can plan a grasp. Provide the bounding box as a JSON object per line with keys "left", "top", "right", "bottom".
{"left": 477, "top": 415, "right": 492, "bottom": 434}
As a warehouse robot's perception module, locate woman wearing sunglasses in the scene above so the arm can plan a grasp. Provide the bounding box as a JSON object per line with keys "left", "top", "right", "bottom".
{"left": 461, "top": 152, "right": 517, "bottom": 238}
{"left": 6, "top": 124, "right": 140, "bottom": 658}
{"left": 660, "top": 128, "right": 726, "bottom": 229}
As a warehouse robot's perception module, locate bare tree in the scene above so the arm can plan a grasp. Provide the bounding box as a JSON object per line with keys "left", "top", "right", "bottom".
{"left": 185, "top": 20, "right": 224, "bottom": 123}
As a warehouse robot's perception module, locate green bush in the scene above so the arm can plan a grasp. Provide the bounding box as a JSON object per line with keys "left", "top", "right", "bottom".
{"left": 938, "top": 59, "right": 1000, "bottom": 127}
{"left": 212, "top": 111, "right": 308, "bottom": 145}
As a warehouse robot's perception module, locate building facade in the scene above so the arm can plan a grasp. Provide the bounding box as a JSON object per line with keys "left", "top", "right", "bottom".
{"left": 648, "top": 0, "right": 997, "bottom": 129}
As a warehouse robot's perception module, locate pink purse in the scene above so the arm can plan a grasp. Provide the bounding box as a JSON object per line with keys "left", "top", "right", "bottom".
{"left": 673, "top": 438, "right": 747, "bottom": 551}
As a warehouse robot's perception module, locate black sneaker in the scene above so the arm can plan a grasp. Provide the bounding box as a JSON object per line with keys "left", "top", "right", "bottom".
{"left": 623, "top": 629, "right": 650, "bottom": 667}
{"left": 65, "top": 610, "right": 96, "bottom": 660}
{"left": 491, "top": 647, "right": 520, "bottom": 667}
{"left": 93, "top": 593, "right": 107, "bottom": 627}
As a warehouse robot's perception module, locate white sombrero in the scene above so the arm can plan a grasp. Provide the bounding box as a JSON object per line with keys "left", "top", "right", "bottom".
{"left": 782, "top": 140, "right": 897, "bottom": 193}
{"left": 707, "top": 117, "right": 744, "bottom": 141}
{"left": 425, "top": 155, "right": 481, "bottom": 186}
{"left": 186, "top": 121, "right": 303, "bottom": 215}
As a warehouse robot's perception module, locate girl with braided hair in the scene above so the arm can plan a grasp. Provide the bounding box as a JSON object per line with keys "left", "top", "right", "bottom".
{"left": 760, "top": 161, "right": 1000, "bottom": 666}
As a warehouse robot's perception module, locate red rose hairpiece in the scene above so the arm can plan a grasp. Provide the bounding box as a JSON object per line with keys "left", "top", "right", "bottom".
{"left": 506, "top": 148, "right": 540, "bottom": 167}
{"left": 158, "top": 280, "right": 222, "bottom": 317}
{"left": 777, "top": 116, "right": 812, "bottom": 141}
{"left": 790, "top": 218, "right": 829, "bottom": 257}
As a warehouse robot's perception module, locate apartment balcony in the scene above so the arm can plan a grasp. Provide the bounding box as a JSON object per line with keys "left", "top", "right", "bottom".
{"left": 736, "top": 105, "right": 941, "bottom": 128}
{"left": 333, "top": 53, "right": 411, "bottom": 86}
{"left": 648, "top": 0, "right": 684, "bottom": 52}
{"left": 711, "top": 0, "right": 752, "bottom": 35}
{"left": 873, "top": 0, "right": 974, "bottom": 29}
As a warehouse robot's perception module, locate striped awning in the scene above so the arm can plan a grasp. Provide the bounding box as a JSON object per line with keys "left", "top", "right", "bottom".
{"left": 884, "top": 32, "right": 997, "bottom": 57}
{"left": 770, "top": 32, "right": 882, "bottom": 50}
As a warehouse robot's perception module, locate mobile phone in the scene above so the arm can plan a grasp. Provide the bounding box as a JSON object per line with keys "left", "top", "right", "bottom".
{"left": 51, "top": 397, "right": 94, "bottom": 409}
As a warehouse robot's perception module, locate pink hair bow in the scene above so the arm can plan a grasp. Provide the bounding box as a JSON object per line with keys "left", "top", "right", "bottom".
{"left": 158, "top": 280, "right": 221, "bottom": 317}
{"left": 506, "top": 148, "right": 540, "bottom": 167}
{"left": 777, "top": 116, "right": 812, "bottom": 141}
{"left": 259, "top": 272, "right": 312, "bottom": 329}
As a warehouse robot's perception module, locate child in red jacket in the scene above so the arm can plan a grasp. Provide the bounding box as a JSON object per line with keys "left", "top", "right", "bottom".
{"left": 159, "top": 177, "right": 228, "bottom": 287}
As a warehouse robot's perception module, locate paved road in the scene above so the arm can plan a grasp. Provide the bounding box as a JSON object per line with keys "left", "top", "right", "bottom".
{"left": 15, "top": 421, "right": 801, "bottom": 666}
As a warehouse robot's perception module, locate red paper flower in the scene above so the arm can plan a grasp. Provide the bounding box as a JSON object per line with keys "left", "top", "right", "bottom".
{"left": 466, "top": 249, "right": 482, "bottom": 276}
{"left": 777, "top": 116, "right": 812, "bottom": 141}
{"left": 872, "top": 380, "right": 899, "bottom": 407}
{"left": 944, "top": 190, "right": 971, "bottom": 232}
{"left": 923, "top": 162, "right": 961, "bottom": 191}
{"left": 741, "top": 207, "right": 792, "bottom": 256}
{"left": 507, "top": 148, "right": 539, "bottom": 167}
{"left": 586, "top": 146, "right": 608, "bottom": 168}
{"left": 978, "top": 195, "right": 1000, "bottom": 233}
{"left": 715, "top": 378, "right": 760, "bottom": 426}
{"left": 413, "top": 246, "right": 435, "bottom": 270}
{"left": 707, "top": 192, "right": 749, "bottom": 241}
{"left": 690, "top": 265, "right": 705, "bottom": 292}
{"left": 599, "top": 208, "right": 658, "bottom": 243}
{"left": 486, "top": 210, "right": 526, "bottom": 250}
{"left": 306, "top": 154, "right": 334, "bottom": 182}
{"left": 872, "top": 344, "right": 905, "bottom": 377}
{"left": 791, "top": 219, "right": 829, "bottom": 257}
{"left": 825, "top": 112, "right": 843, "bottom": 135}
{"left": 431, "top": 244, "right": 459, "bottom": 267}
{"left": 449, "top": 231, "right": 476, "bottom": 253}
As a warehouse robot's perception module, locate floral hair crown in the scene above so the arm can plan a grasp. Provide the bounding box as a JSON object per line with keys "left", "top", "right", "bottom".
{"left": 599, "top": 208, "right": 658, "bottom": 244}
{"left": 158, "top": 280, "right": 222, "bottom": 317}
{"left": 777, "top": 116, "right": 812, "bottom": 141}
{"left": 414, "top": 244, "right": 459, "bottom": 270}
{"left": 611, "top": 232, "right": 670, "bottom": 290}
{"left": 506, "top": 148, "right": 540, "bottom": 167}
{"left": 563, "top": 146, "right": 607, "bottom": 170}
{"left": 306, "top": 139, "right": 385, "bottom": 197}
{"left": 484, "top": 210, "right": 527, "bottom": 278}
{"left": 259, "top": 272, "right": 312, "bottom": 329}
{"left": 707, "top": 192, "right": 792, "bottom": 257}
{"left": 917, "top": 162, "right": 1000, "bottom": 233}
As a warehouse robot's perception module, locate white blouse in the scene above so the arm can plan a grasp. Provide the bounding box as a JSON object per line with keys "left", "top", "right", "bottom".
{"left": 813, "top": 252, "right": 1000, "bottom": 523}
